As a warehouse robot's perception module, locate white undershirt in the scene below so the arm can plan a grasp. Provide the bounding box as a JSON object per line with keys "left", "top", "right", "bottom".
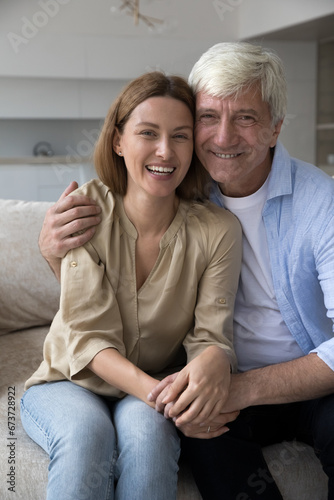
{"left": 222, "top": 178, "right": 304, "bottom": 372}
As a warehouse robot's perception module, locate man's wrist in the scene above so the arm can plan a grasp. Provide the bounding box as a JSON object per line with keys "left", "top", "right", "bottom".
{"left": 231, "top": 370, "right": 261, "bottom": 408}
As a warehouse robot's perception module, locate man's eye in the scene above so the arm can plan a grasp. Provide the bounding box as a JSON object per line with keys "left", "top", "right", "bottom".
{"left": 198, "top": 114, "right": 216, "bottom": 122}
{"left": 239, "top": 116, "right": 255, "bottom": 123}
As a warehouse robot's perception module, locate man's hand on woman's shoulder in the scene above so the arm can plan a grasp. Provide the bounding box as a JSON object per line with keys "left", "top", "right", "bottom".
{"left": 39, "top": 181, "right": 101, "bottom": 279}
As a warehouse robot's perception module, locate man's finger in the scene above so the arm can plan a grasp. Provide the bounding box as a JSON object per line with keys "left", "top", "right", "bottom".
{"left": 180, "top": 425, "right": 230, "bottom": 439}
{"left": 59, "top": 181, "right": 79, "bottom": 200}
{"left": 161, "top": 371, "right": 188, "bottom": 405}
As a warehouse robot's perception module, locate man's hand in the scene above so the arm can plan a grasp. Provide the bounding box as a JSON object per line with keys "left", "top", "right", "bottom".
{"left": 149, "top": 346, "right": 232, "bottom": 427}
{"left": 39, "top": 181, "right": 101, "bottom": 280}
{"left": 148, "top": 369, "right": 240, "bottom": 439}
{"left": 177, "top": 410, "right": 239, "bottom": 439}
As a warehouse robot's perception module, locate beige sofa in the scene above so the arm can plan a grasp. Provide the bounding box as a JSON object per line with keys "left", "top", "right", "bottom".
{"left": 0, "top": 198, "right": 328, "bottom": 500}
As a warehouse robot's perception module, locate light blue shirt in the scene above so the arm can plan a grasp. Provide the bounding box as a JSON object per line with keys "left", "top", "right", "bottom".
{"left": 210, "top": 141, "right": 334, "bottom": 370}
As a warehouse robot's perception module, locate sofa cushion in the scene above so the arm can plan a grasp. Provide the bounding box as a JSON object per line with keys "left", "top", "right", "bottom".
{"left": 0, "top": 326, "right": 49, "bottom": 500}
{"left": 0, "top": 199, "right": 60, "bottom": 335}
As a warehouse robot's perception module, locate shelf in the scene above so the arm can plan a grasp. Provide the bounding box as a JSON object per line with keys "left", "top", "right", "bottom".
{"left": 317, "top": 123, "right": 334, "bottom": 130}
{"left": 0, "top": 156, "right": 92, "bottom": 165}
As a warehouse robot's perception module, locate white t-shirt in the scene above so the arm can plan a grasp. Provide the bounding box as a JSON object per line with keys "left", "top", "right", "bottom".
{"left": 222, "top": 178, "right": 304, "bottom": 372}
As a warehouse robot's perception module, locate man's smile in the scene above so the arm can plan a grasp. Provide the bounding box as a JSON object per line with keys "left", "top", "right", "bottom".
{"left": 214, "top": 152, "right": 241, "bottom": 159}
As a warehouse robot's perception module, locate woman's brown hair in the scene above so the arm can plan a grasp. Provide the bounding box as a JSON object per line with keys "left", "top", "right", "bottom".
{"left": 94, "top": 71, "right": 210, "bottom": 200}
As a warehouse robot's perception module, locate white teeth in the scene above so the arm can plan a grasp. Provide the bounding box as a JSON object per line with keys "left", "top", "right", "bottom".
{"left": 147, "top": 166, "right": 175, "bottom": 174}
{"left": 215, "top": 153, "right": 239, "bottom": 159}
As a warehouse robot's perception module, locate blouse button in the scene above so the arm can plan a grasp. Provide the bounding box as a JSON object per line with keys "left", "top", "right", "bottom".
{"left": 218, "top": 298, "right": 226, "bottom": 304}
{"left": 70, "top": 261, "right": 78, "bottom": 268}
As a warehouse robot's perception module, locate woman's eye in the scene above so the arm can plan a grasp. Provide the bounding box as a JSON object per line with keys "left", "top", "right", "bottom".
{"left": 174, "top": 134, "right": 189, "bottom": 140}
{"left": 140, "top": 130, "right": 155, "bottom": 136}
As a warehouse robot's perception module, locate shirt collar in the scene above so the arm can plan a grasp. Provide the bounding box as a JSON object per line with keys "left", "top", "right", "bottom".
{"left": 267, "top": 141, "right": 293, "bottom": 200}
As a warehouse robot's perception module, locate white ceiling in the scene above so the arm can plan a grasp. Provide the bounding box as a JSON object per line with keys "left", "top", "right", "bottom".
{"left": 1, "top": 0, "right": 333, "bottom": 42}
{"left": 0, "top": 0, "right": 333, "bottom": 81}
{"left": 0, "top": 0, "right": 238, "bottom": 41}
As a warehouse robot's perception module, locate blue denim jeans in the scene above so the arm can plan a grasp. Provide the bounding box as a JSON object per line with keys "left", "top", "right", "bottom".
{"left": 20, "top": 381, "right": 180, "bottom": 500}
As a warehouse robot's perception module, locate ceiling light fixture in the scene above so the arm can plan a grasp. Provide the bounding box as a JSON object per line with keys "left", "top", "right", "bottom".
{"left": 117, "top": 0, "right": 163, "bottom": 28}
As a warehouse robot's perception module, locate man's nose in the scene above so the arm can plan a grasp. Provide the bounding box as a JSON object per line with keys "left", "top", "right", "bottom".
{"left": 214, "top": 118, "right": 238, "bottom": 148}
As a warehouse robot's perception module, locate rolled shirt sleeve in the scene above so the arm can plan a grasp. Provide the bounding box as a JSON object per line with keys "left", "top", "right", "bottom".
{"left": 309, "top": 213, "right": 334, "bottom": 369}
{"left": 60, "top": 244, "right": 127, "bottom": 379}
{"left": 183, "top": 207, "right": 242, "bottom": 372}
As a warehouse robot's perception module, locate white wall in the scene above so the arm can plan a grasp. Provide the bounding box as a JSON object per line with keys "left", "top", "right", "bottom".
{"left": 0, "top": 0, "right": 323, "bottom": 200}
{"left": 259, "top": 41, "right": 318, "bottom": 164}
{"left": 238, "top": 0, "right": 334, "bottom": 40}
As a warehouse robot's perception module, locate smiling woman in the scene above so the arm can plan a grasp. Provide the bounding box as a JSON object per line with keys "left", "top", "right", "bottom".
{"left": 94, "top": 71, "right": 208, "bottom": 200}
{"left": 21, "top": 71, "right": 242, "bottom": 500}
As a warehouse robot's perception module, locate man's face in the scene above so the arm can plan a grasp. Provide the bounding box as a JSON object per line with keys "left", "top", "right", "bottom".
{"left": 194, "top": 86, "right": 283, "bottom": 197}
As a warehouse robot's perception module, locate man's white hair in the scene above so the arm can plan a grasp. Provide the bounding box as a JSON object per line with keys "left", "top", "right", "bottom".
{"left": 189, "top": 42, "right": 287, "bottom": 125}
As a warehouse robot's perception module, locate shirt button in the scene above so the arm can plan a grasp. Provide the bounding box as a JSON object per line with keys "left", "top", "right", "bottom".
{"left": 70, "top": 261, "right": 78, "bottom": 268}
{"left": 218, "top": 298, "right": 226, "bottom": 304}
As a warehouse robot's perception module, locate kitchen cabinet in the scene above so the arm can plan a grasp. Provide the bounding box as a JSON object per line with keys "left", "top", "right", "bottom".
{"left": 0, "top": 158, "right": 96, "bottom": 201}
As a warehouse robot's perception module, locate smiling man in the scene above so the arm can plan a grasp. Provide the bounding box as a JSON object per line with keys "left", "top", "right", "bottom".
{"left": 163, "top": 42, "right": 334, "bottom": 500}
{"left": 37, "top": 42, "right": 334, "bottom": 500}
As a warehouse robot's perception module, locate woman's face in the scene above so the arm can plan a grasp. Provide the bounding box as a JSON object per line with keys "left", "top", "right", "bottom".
{"left": 113, "top": 96, "right": 194, "bottom": 201}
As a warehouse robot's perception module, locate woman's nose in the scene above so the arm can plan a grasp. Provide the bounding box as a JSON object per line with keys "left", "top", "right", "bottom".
{"left": 156, "top": 137, "right": 173, "bottom": 159}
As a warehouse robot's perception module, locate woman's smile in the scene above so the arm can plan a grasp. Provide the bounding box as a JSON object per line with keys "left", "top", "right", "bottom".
{"left": 145, "top": 164, "right": 176, "bottom": 176}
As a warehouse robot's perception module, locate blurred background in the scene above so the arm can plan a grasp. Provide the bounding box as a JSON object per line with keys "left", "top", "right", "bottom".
{"left": 0, "top": 0, "right": 333, "bottom": 201}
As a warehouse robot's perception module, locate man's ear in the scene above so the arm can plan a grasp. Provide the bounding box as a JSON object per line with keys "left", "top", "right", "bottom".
{"left": 270, "top": 119, "right": 284, "bottom": 148}
{"left": 112, "top": 128, "right": 122, "bottom": 154}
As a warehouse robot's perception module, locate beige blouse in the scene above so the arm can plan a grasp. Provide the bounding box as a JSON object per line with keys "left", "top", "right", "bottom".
{"left": 25, "top": 179, "right": 242, "bottom": 398}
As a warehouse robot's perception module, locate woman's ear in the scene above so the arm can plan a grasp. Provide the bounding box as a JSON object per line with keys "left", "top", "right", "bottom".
{"left": 112, "top": 128, "right": 122, "bottom": 155}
